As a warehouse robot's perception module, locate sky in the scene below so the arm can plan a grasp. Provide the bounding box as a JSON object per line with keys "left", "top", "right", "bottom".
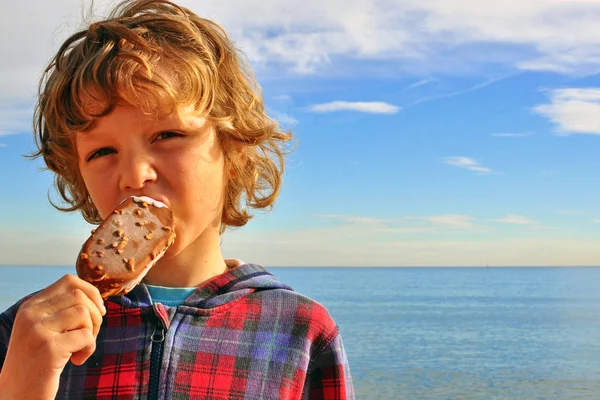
{"left": 2, "top": 0, "right": 600, "bottom": 267}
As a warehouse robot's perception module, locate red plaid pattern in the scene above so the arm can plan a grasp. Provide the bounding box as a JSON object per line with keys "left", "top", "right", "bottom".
{"left": 0, "top": 264, "right": 354, "bottom": 399}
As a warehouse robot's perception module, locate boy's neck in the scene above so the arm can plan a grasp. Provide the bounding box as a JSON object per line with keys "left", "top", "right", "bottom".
{"left": 142, "top": 232, "right": 228, "bottom": 288}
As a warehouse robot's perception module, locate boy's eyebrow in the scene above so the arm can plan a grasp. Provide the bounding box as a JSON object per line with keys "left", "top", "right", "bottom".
{"left": 75, "top": 130, "right": 102, "bottom": 144}
{"left": 75, "top": 129, "right": 115, "bottom": 151}
{"left": 74, "top": 112, "right": 211, "bottom": 144}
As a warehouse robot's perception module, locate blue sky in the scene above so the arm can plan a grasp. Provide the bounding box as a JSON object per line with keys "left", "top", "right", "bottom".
{"left": 2, "top": 0, "right": 600, "bottom": 266}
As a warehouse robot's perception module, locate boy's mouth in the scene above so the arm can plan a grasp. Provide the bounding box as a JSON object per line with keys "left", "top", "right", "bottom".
{"left": 119, "top": 195, "right": 170, "bottom": 209}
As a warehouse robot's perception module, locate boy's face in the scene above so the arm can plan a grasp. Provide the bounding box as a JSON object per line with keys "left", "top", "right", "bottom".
{"left": 76, "top": 103, "right": 226, "bottom": 261}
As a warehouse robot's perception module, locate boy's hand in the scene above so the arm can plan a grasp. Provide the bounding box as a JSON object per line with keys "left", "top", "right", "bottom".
{"left": 0, "top": 274, "right": 106, "bottom": 400}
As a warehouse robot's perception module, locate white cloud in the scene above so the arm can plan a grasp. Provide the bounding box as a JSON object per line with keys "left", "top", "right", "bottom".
{"left": 491, "top": 214, "right": 536, "bottom": 225}
{"left": 313, "top": 213, "right": 436, "bottom": 234}
{"left": 0, "top": 106, "right": 33, "bottom": 136}
{"left": 0, "top": 1, "right": 93, "bottom": 103}
{"left": 0, "top": 144, "right": 6, "bottom": 147}
{"left": 315, "top": 214, "right": 389, "bottom": 225}
{"left": 184, "top": 0, "right": 600, "bottom": 76}
{"left": 541, "top": 169, "right": 560, "bottom": 177}
{"left": 219, "top": 228, "right": 600, "bottom": 267}
{"left": 2, "top": 0, "right": 600, "bottom": 96}
{"left": 3, "top": 212, "right": 595, "bottom": 267}
{"left": 3, "top": 0, "right": 600, "bottom": 136}
{"left": 443, "top": 156, "right": 492, "bottom": 173}
{"left": 316, "top": 212, "right": 484, "bottom": 231}
{"left": 272, "top": 94, "right": 294, "bottom": 103}
{"left": 6, "top": 226, "right": 600, "bottom": 267}
{"left": 271, "top": 112, "right": 299, "bottom": 127}
{"left": 594, "top": 219, "right": 600, "bottom": 224}
{"left": 402, "top": 77, "right": 437, "bottom": 91}
{"left": 533, "top": 88, "right": 600, "bottom": 135}
{"left": 422, "top": 214, "right": 477, "bottom": 229}
{"left": 308, "top": 101, "right": 401, "bottom": 114}
{"left": 490, "top": 132, "right": 534, "bottom": 137}
{"left": 411, "top": 74, "right": 519, "bottom": 106}
{"left": 559, "top": 210, "right": 584, "bottom": 215}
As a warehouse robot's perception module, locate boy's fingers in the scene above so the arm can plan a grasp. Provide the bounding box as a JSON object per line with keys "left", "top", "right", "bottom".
{"left": 42, "top": 305, "right": 94, "bottom": 336}
{"left": 54, "top": 329, "right": 96, "bottom": 365}
{"left": 40, "top": 290, "right": 104, "bottom": 337}
{"left": 70, "top": 345, "right": 97, "bottom": 366}
{"left": 24, "top": 274, "right": 106, "bottom": 316}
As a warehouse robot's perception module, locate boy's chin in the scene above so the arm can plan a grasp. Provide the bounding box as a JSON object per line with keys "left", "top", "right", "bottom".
{"left": 157, "top": 239, "right": 192, "bottom": 262}
{"left": 159, "top": 244, "right": 179, "bottom": 261}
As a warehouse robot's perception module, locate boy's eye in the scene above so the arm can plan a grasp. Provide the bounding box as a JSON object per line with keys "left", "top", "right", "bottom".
{"left": 154, "top": 131, "right": 183, "bottom": 142}
{"left": 86, "top": 147, "right": 115, "bottom": 162}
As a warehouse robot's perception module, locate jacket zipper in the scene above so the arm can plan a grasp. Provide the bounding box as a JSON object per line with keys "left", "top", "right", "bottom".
{"left": 149, "top": 304, "right": 168, "bottom": 400}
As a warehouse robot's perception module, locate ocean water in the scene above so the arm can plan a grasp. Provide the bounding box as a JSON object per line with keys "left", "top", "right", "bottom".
{"left": 2, "top": 266, "right": 600, "bottom": 399}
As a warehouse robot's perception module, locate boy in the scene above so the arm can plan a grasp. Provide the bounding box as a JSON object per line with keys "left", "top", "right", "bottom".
{"left": 0, "top": 0, "right": 354, "bottom": 398}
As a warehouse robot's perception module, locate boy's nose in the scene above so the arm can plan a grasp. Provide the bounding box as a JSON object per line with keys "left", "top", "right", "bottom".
{"left": 118, "top": 154, "right": 158, "bottom": 191}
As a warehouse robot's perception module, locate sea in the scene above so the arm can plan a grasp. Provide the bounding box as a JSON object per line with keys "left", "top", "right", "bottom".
{"left": 2, "top": 266, "right": 600, "bottom": 399}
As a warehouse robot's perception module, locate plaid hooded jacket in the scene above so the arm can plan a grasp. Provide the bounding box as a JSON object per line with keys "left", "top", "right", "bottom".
{"left": 0, "top": 263, "right": 354, "bottom": 399}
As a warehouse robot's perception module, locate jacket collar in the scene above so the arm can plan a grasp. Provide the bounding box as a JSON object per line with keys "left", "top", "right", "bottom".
{"left": 107, "top": 263, "right": 292, "bottom": 309}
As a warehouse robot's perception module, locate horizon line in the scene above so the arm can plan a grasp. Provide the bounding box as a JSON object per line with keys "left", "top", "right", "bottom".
{"left": 2, "top": 264, "right": 600, "bottom": 268}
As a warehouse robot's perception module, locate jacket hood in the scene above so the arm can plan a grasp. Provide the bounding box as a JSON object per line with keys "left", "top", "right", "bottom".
{"left": 110, "top": 263, "right": 293, "bottom": 309}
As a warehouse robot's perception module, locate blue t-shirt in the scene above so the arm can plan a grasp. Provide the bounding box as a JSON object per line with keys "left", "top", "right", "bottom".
{"left": 145, "top": 258, "right": 244, "bottom": 306}
{"left": 146, "top": 285, "right": 197, "bottom": 307}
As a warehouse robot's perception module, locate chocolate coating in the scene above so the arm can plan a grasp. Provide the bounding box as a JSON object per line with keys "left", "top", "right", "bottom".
{"left": 76, "top": 197, "right": 176, "bottom": 299}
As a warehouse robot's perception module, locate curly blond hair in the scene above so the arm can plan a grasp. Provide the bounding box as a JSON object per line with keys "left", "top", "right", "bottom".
{"left": 31, "top": 0, "right": 292, "bottom": 233}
